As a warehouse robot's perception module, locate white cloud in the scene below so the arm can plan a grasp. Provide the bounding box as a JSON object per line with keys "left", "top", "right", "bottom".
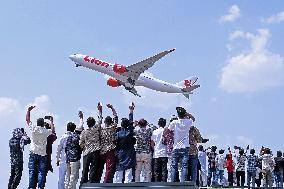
{"left": 262, "top": 11, "right": 284, "bottom": 24}
{"left": 0, "top": 97, "right": 21, "bottom": 117}
{"left": 26, "top": 95, "right": 57, "bottom": 120}
{"left": 219, "top": 5, "right": 241, "bottom": 23}
{"left": 220, "top": 29, "right": 284, "bottom": 92}
{"left": 0, "top": 95, "right": 57, "bottom": 125}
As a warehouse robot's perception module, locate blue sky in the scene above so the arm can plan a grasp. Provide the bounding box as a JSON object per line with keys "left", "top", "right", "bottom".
{"left": 1, "top": 1, "right": 284, "bottom": 188}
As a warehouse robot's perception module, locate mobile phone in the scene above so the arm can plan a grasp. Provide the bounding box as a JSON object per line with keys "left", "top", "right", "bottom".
{"left": 44, "top": 116, "right": 52, "bottom": 120}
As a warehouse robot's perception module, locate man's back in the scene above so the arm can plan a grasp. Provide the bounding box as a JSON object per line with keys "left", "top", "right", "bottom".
{"left": 152, "top": 127, "right": 167, "bottom": 158}
{"left": 216, "top": 154, "right": 226, "bottom": 170}
{"left": 247, "top": 154, "right": 257, "bottom": 172}
{"left": 10, "top": 137, "right": 23, "bottom": 165}
{"left": 274, "top": 156, "right": 284, "bottom": 171}
{"left": 135, "top": 127, "right": 152, "bottom": 154}
{"left": 66, "top": 132, "right": 81, "bottom": 162}
{"left": 29, "top": 124, "right": 52, "bottom": 156}
{"left": 80, "top": 126, "right": 101, "bottom": 156}
{"left": 262, "top": 154, "right": 275, "bottom": 171}
{"left": 168, "top": 118, "right": 192, "bottom": 150}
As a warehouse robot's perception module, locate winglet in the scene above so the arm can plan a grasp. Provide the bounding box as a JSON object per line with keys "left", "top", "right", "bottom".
{"left": 169, "top": 48, "right": 176, "bottom": 52}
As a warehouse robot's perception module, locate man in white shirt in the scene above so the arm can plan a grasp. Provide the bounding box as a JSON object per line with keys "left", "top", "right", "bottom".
{"left": 216, "top": 149, "right": 226, "bottom": 186}
{"left": 151, "top": 118, "right": 168, "bottom": 182}
{"left": 168, "top": 107, "right": 194, "bottom": 182}
{"left": 56, "top": 125, "right": 75, "bottom": 189}
{"left": 26, "top": 106, "right": 54, "bottom": 189}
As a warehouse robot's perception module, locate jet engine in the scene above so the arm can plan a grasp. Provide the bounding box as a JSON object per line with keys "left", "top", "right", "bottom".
{"left": 107, "top": 77, "right": 121, "bottom": 87}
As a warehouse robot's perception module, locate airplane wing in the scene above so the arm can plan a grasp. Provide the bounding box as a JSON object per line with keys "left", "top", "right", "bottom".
{"left": 123, "top": 49, "right": 176, "bottom": 80}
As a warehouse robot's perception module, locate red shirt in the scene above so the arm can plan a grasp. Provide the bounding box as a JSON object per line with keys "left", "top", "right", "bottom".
{"left": 226, "top": 152, "right": 234, "bottom": 172}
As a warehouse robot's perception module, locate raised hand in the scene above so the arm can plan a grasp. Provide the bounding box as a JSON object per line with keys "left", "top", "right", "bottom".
{"left": 129, "top": 102, "right": 135, "bottom": 110}
{"left": 28, "top": 106, "right": 36, "bottom": 111}
{"left": 106, "top": 104, "right": 113, "bottom": 109}
{"left": 78, "top": 111, "right": 84, "bottom": 119}
{"left": 97, "top": 103, "right": 102, "bottom": 112}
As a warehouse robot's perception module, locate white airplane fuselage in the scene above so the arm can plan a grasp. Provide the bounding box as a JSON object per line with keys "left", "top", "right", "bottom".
{"left": 69, "top": 54, "right": 197, "bottom": 94}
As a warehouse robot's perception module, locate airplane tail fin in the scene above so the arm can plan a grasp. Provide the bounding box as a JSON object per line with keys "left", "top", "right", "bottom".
{"left": 176, "top": 76, "right": 198, "bottom": 88}
{"left": 176, "top": 76, "right": 200, "bottom": 99}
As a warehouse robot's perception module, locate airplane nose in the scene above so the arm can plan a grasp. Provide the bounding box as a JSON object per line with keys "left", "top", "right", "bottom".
{"left": 69, "top": 54, "right": 76, "bottom": 61}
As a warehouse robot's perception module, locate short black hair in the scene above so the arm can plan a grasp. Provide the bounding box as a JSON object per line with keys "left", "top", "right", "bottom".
{"left": 176, "top": 107, "right": 187, "bottom": 118}
{"left": 264, "top": 148, "right": 271, "bottom": 154}
{"left": 239, "top": 148, "right": 245, "bottom": 155}
{"left": 158, "top": 118, "right": 166, "bottom": 127}
{"left": 37, "top": 118, "right": 45, "bottom": 127}
{"left": 87, "top": 117, "right": 96, "bottom": 127}
{"left": 67, "top": 122, "right": 76, "bottom": 132}
{"left": 211, "top": 146, "right": 217, "bottom": 152}
{"left": 104, "top": 116, "right": 113, "bottom": 125}
{"left": 121, "top": 118, "right": 130, "bottom": 128}
{"left": 250, "top": 149, "right": 255, "bottom": 155}
{"left": 138, "top": 119, "right": 148, "bottom": 127}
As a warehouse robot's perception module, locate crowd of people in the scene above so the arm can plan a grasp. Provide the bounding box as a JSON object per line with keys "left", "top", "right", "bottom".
{"left": 198, "top": 145, "right": 284, "bottom": 188}
{"left": 7, "top": 102, "right": 284, "bottom": 189}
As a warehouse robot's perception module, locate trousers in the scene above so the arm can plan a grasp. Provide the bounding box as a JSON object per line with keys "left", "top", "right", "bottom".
{"left": 81, "top": 150, "right": 100, "bottom": 184}
{"left": 28, "top": 153, "right": 47, "bottom": 189}
{"left": 171, "top": 148, "right": 189, "bottom": 182}
{"left": 153, "top": 157, "right": 168, "bottom": 182}
{"left": 98, "top": 150, "right": 116, "bottom": 183}
{"left": 247, "top": 171, "right": 256, "bottom": 187}
{"left": 114, "top": 168, "right": 133, "bottom": 183}
{"left": 65, "top": 160, "right": 80, "bottom": 189}
{"left": 58, "top": 162, "right": 66, "bottom": 189}
{"left": 236, "top": 170, "right": 245, "bottom": 186}
{"left": 135, "top": 153, "right": 152, "bottom": 182}
{"left": 8, "top": 163, "right": 23, "bottom": 189}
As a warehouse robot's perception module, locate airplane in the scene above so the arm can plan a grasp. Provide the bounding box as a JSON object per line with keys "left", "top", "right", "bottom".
{"left": 69, "top": 49, "right": 200, "bottom": 98}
